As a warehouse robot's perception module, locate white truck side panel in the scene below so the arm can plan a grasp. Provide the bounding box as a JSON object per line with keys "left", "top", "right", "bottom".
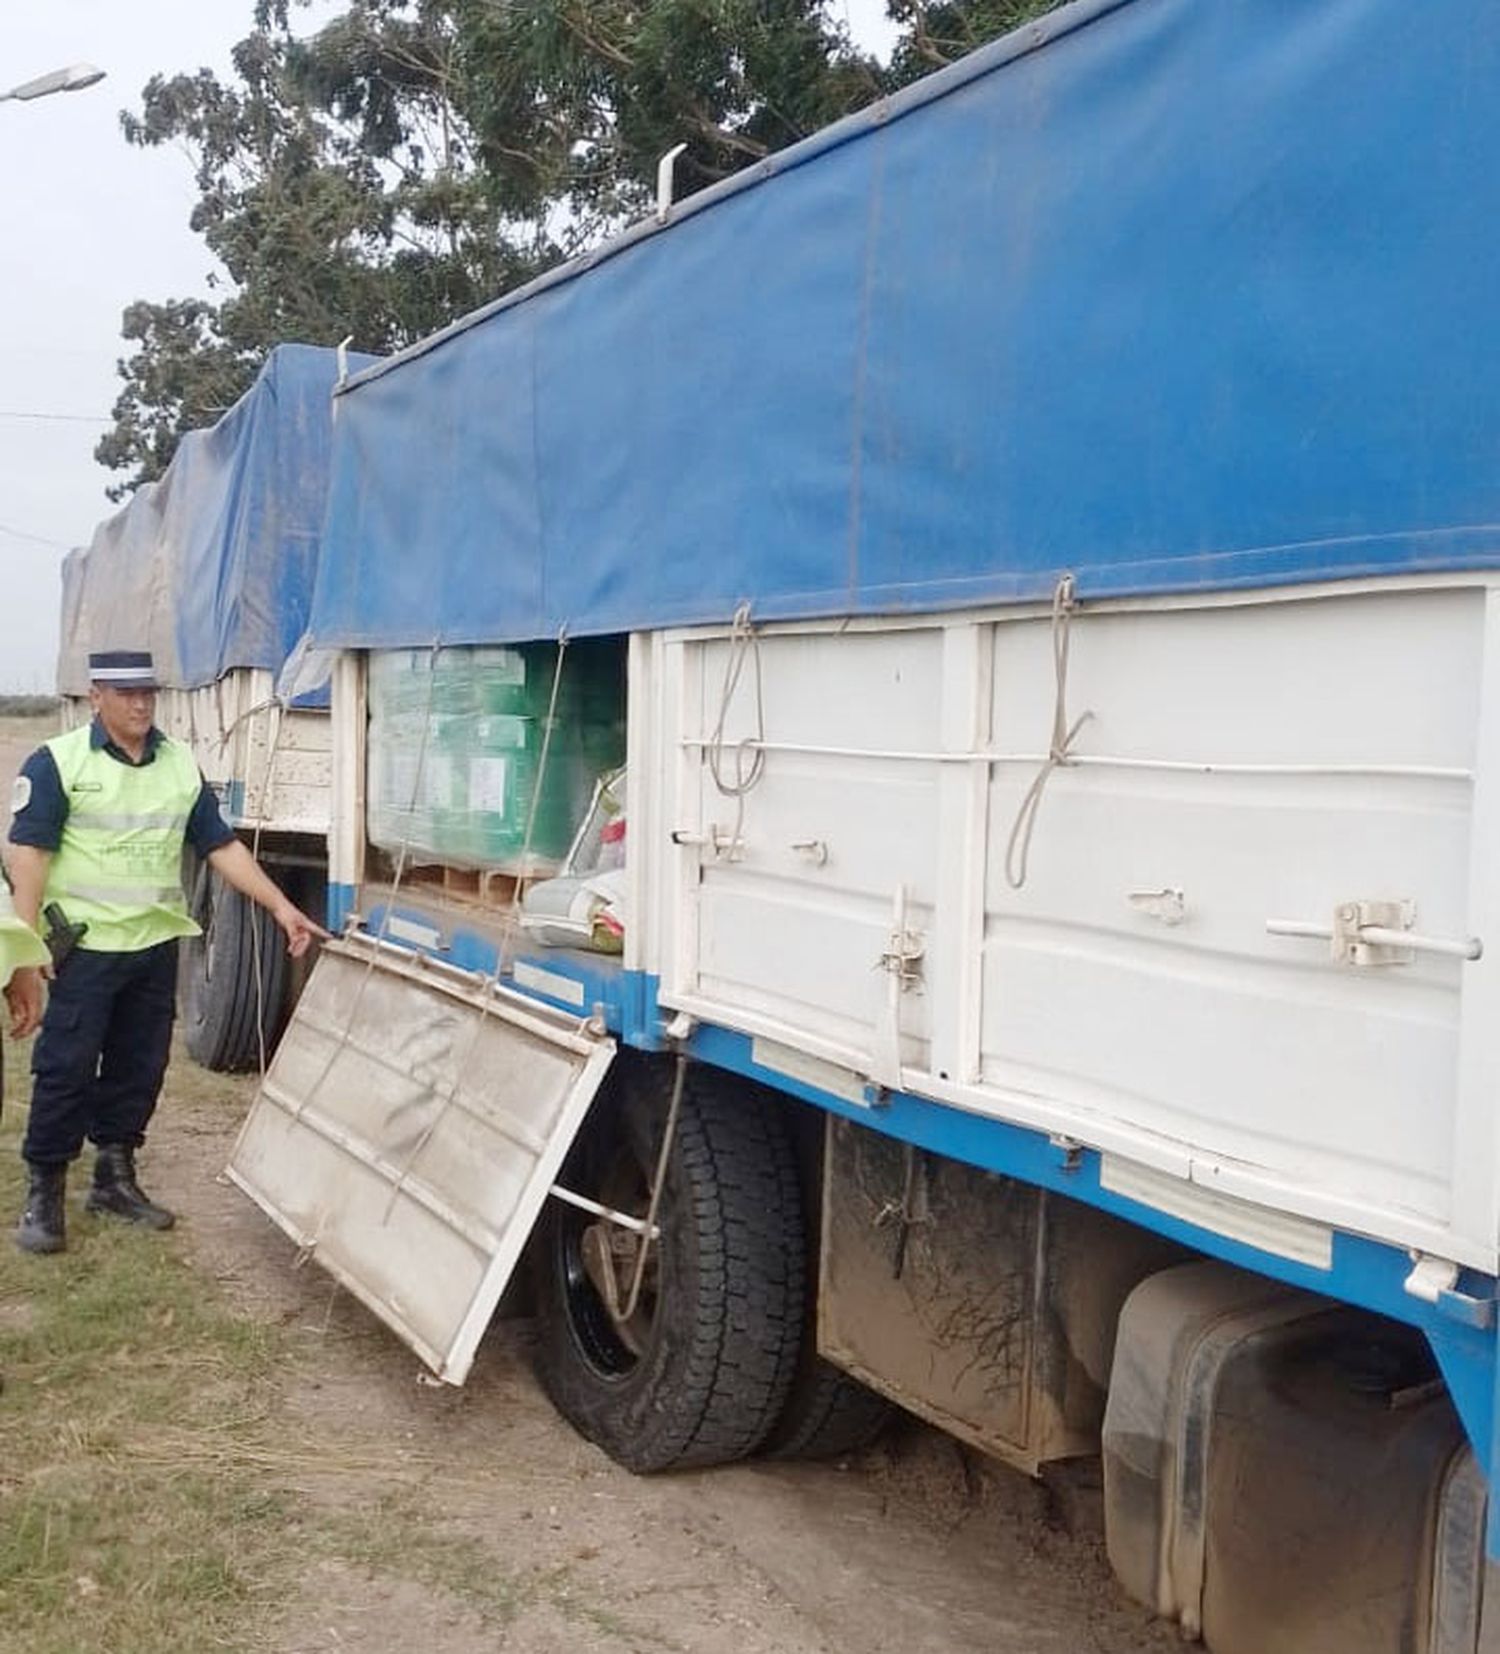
{"left": 646, "top": 581, "right": 1500, "bottom": 1273}
{"left": 68, "top": 667, "right": 333, "bottom": 837}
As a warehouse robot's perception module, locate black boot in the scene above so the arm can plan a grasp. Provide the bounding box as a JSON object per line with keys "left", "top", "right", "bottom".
{"left": 16, "top": 1163, "right": 67, "bottom": 1254}
{"left": 85, "top": 1145, "right": 176, "bottom": 1231}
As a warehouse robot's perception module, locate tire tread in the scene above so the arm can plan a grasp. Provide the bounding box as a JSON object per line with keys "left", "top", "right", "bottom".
{"left": 533, "top": 1062, "right": 805, "bottom": 1472}
{"left": 181, "top": 871, "right": 287, "bottom": 1072}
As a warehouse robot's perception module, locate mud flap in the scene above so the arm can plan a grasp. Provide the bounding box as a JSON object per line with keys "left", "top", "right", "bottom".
{"left": 227, "top": 931, "right": 615, "bottom": 1384}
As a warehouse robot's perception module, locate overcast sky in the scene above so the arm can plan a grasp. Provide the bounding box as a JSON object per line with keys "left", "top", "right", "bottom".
{"left": 0, "top": 1, "right": 898, "bottom": 692}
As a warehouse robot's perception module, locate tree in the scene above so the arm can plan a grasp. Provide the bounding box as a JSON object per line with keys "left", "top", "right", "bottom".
{"left": 99, "top": 0, "right": 1063, "bottom": 496}
{"left": 94, "top": 300, "right": 257, "bottom": 503}
{"left": 99, "top": 1, "right": 548, "bottom": 494}
{"left": 451, "top": 0, "right": 884, "bottom": 243}
{"left": 450, "top": 0, "right": 1062, "bottom": 241}
{"left": 884, "top": 0, "right": 1061, "bottom": 87}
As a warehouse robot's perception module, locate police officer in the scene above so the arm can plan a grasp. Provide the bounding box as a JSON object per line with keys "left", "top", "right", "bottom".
{"left": 7, "top": 650, "right": 326, "bottom": 1254}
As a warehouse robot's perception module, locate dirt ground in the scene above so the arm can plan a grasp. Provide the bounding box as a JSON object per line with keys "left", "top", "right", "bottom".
{"left": 0, "top": 714, "right": 1178, "bottom": 1654}
{"left": 153, "top": 1071, "right": 1174, "bottom": 1654}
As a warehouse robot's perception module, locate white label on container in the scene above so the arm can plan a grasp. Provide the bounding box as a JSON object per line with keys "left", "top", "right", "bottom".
{"left": 470, "top": 757, "right": 508, "bottom": 814}
{"left": 513, "top": 961, "right": 586, "bottom": 1008}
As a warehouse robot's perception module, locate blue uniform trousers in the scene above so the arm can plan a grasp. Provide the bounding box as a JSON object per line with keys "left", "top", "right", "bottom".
{"left": 22, "top": 941, "right": 178, "bottom": 1168}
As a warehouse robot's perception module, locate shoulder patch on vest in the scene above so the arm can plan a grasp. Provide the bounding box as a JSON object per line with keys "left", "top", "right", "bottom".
{"left": 10, "top": 775, "right": 30, "bottom": 816}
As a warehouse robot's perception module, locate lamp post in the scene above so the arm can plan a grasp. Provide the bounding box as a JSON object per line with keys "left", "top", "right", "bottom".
{"left": 0, "top": 64, "right": 106, "bottom": 104}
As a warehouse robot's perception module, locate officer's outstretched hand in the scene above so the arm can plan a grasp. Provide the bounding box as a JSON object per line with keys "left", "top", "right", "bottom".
{"left": 273, "top": 901, "right": 330, "bottom": 960}
{"left": 4, "top": 965, "right": 44, "bottom": 1039}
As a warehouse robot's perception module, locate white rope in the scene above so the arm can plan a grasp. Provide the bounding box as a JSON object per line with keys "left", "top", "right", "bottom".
{"left": 1004, "top": 574, "right": 1093, "bottom": 890}
{"left": 617, "top": 1053, "right": 685, "bottom": 1323}
{"left": 705, "top": 602, "right": 766, "bottom": 853}
{"left": 286, "top": 644, "right": 441, "bottom": 1124}
{"left": 495, "top": 630, "right": 569, "bottom": 981}
{"left": 383, "top": 632, "right": 572, "bottom": 1219}
{"left": 376, "top": 651, "right": 439, "bottom": 939}
{"left": 259, "top": 637, "right": 588, "bottom": 1240}
{"left": 215, "top": 693, "right": 280, "bottom": 753}
{"left": 247, "top": 697, "right": 287, "bottom": 1078}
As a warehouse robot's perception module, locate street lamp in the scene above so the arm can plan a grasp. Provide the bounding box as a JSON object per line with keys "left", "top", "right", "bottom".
{"left": 0, "top": 64, "right": 106, "bottom": 104}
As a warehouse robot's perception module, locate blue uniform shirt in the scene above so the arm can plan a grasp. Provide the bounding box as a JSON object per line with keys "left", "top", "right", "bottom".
{"left": 8, "top": 720, "right": 237, "bottom": 857}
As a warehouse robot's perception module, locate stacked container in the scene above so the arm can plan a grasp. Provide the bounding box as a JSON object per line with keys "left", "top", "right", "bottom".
{"left": 367, "top": 642, "right": 625, "bottom": 872}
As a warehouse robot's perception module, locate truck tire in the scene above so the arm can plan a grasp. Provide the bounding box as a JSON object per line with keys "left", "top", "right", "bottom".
{"left": 531, "top": 1058, "right": 805, "bottom": 1472}
{"left": 757, "top": 1104, "right": 894, "bottom": 1461}
{"left": 179, "top": 859, "right": 288, "bottom": 1072}
{"left": 759, "top": 1354, "right": 893, "bottom": 1461}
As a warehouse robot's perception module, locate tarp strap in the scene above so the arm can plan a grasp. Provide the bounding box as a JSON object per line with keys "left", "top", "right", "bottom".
{"left": 1004, "top": 573, "right": 1095, "bottom": 890}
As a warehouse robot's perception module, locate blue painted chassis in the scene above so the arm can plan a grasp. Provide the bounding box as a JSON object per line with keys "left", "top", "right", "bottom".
{"left": 336, "top": 880, "right": 1500, "bottom": 1554}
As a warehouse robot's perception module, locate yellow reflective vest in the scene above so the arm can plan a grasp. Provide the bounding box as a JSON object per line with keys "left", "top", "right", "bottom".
{"left": 0, "top": 883, "right": 48, "bottom": 985}
{"left": 43, "top": 725, "right": 203, "bottom": 953}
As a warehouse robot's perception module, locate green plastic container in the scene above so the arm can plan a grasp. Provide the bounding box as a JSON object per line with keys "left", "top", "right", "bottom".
{"left": 365, "top": 642, "right": 626, "bottom": 871}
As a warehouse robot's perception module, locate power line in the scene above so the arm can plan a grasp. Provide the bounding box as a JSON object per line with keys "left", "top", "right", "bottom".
{"left": 0, "top": 520, "right": 72, "bottom": 551}
{"left": 0, "top": 409, "right": 110, "bottom": 424}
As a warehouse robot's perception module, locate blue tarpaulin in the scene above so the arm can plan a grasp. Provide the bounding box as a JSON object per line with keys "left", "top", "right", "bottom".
{"left": 308, "top": 0, "right": 1500, "bottom": 650}
{"left": 60, "top": 343, "right": 377, "bottom": 693}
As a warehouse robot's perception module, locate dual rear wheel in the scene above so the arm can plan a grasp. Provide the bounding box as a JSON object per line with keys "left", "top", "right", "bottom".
{"left": 179, "top": 856, "right": 289, "bottom": 1072}
{"left": 530, "top": 1057, "right": 891, "bottom": 1472}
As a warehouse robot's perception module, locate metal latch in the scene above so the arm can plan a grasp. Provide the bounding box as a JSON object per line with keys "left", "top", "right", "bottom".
{"left": 671, "top": 824, "right": 746, "bottom": 862}
{"left": 1266, "top": 899, "right": 1482, "bottom": 968}
{"left": 877, "top": 925, "right": 926, "bottom": 990}
{"left": 870, "top": 884, "right": 923, "bottom": 1094}
{"left": 1334, "top": 898, "right": 1417, "bottom": 966}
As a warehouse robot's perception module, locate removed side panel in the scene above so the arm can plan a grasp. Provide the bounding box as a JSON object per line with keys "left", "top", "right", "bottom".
{"left": 228, "top": 932, "right": 615, "bottom": 1383}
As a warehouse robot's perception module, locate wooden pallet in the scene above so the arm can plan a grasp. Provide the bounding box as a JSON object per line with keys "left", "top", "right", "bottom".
{"left": 403, "top": 861, "right": 554, "bottom": 911}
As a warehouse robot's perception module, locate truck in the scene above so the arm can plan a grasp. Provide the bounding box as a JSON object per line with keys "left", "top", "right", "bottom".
{"left": 59, "top": 342, "right": 374, "bottom": 1069}
{"left": 221, "top": 1, "right": 1500, "bottom": 1647}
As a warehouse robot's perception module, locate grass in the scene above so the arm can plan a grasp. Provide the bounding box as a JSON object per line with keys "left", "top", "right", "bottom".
{"left": 0, "top": 1037, "right": 644, "bottom": 1653}
{"left": 323, "top": 1489, "right": 532, "bottom": 1621}
{"left": 0, "top": 1042, "right": 296, "bottom": 1653}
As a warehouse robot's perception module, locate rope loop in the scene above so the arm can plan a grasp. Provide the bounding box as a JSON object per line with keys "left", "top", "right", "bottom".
{"left": 1004, "top": 573, "right": 1094, "bottom": 890}
{"left": 707, "top": 602, "right": 766, "bottom": 800}
{"left": 495, "top": 627, "right": 570, "bottom": 978}
{"left": 705, "top": 602, "right": 767, "bottom": 853}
